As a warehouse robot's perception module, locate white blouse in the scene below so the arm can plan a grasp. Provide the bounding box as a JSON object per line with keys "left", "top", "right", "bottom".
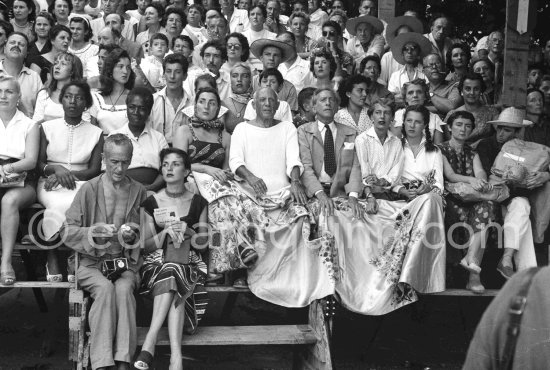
{"left": 89, "top": 91, "right": 128, "bottom": 134}
{"left": 0, "top": 110, "right": 36, "bottom": 160}
{"left": 229, "top": 120, "right": 304, "bottom": 193}
{"left": 395, "top": 138, "right": 444, "bottom": 192}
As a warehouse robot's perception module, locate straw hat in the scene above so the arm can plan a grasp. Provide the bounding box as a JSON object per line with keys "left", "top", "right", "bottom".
{"left": 345, "top": 15, "right": 384, "bottom": 36}
{"left": 385, "top": 16, "right": 424, "bottom": 45}
{"left": 487, "top": 107, "right": 534, "bottom": 128}
{"left": 390, "top": 32, "right": 432, "bottom": 65}
{"left": 249, "top": 39, "right": 294, "bottom": 62}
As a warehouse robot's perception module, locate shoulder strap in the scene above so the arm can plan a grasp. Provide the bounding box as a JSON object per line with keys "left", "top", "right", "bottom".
{"left": 188, "top": 123, "right": 198, "bottom": 141}
{"left": 501, "top": 267, "right": 541, "bottom": 370}
{"left": 218, "top": 128, "right": 223, "bottom": 144}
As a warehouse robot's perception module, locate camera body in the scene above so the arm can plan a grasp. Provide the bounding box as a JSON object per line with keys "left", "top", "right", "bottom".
{"left": 101, "top": 257, "right": 129, "bottom": 282}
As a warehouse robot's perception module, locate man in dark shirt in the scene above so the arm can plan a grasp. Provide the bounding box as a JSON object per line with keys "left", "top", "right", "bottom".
{"left": 477, "top": 108, "right": 538, "bottom": 278}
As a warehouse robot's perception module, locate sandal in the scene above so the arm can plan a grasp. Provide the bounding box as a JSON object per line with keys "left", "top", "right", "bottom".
{"left": 0, "top": 265, "right": 16, "bottom": 285}
{"left": 134, "top": 350, "right": 154, "bottom": 370}
{"left": 46, "top": 263, "right": 62, "bottom": 283}
{"left": 233, "top": 278, "right": 248, "bottom": 289}
{"left": 497, "top": 259, "right": 515, "bottom": 280}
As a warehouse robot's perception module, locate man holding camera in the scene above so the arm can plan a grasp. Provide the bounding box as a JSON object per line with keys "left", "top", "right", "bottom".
{"left": 61, "top": 134, "right": 147, "bottom": 370}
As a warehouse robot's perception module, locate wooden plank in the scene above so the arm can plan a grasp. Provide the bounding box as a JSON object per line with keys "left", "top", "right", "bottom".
{"left": 137, "top": 325, "right": 318, "bottom": 346}
{"left": 204, "top": 285, "right": 251, "bottom": 293}
{"left": 0, "top": 281, "right": 72, "bottom": 288}
{"left": 378, "top": 0, "right": 395, "bottom": 23}
{"left": 424, "top": 289, "right": 499, "bottom": 297}
{"left": 500, "top": 0, "right": 533, "bottom": 106}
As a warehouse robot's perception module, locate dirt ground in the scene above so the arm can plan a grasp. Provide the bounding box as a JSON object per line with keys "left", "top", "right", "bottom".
{"left": 0, "top": 256, "right": 499, "bottom": 370}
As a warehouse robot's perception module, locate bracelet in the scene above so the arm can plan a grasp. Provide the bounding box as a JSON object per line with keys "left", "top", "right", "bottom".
{"left": 43, "top": 164, "right": 49, "bottom": 176}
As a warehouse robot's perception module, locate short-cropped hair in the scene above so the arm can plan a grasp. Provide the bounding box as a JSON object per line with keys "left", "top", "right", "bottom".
{"left": 312, "top": 87, "right": 340, "bottom": 106}
{"left": 162, "top": 53, "right": 189, "bottom": 74}
{"left": 447, "top": 110, "right": 476, "bottom": 128}
{"left": 104, "top": 133, "right": 133, "bottom": 157}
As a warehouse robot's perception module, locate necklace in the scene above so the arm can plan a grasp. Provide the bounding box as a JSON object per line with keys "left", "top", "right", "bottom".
{"left": 165, "top": 188, "right": 186, "bottom": 198}
{"left": 230, "top": 99, "right": 246, "bottom": 118}
{"left": 108, "top": 88, "right": 126, "bottom": 111}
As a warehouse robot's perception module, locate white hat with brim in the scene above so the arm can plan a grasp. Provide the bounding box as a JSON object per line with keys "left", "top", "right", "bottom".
{"left": 250, "top": 39, "right": 294, "bottom": 62}
{"left": 345, "top": 15, "right": 384, "bottom": 36}
{"left": 487, "top": 107, "right": 534, "bottom": 128}
{"left": 385, "top": 16, "right": 424, "bottom": 45}
{"left": 390, "top": 32, "right": 432, "bottom": 65}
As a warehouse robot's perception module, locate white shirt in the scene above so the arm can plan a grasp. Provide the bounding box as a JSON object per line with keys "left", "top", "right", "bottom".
{"left": 227, "top": 8, "right": 250, "bottom": 33}
{"left": 379, "top": 51, "right": 402, "bottom": 86}
{"left": 278, "top": 57, "right": 316, "bottom": 94}
{"left": 387, "top": 65, "right": 428, "bottom": 95}
{"left": 140, "top": 55, "right": 166, "bottom": 90}
{"left": 242, "top": 28, "right": 277, "bottom": 71}
{"left": 126, "top": 9, "right": 142, "bottom": 22}
{"left": 69, "top": 43, "right": 99, "bottom": 78}
{"left": 229, "top": 120, "right": 304, "bottom": 193}
{"left": 355, "top": 126, "right": 403, "bottom": 186}
{"left": 110, "top": 124, "right": 168, "bottom": 170}
{"left": 148, "top": 87, "right": 192, "bottom": 144}
{"left": 183, "top": 69, "right": 231, "bottom": 102}
{"left": 345, "top": 34, "right": 385, "bottom": 62}
{"left": 395, "top": 138, "right": 444, "bottom": 193}
{"left": 243, "top": 99, "right": 292, "bottom": 122}
{"left": 0, "top": 110, "right": 36, "bottom": 160}
{"left": 393, "top": 108, "right": 445, "bottom": 136}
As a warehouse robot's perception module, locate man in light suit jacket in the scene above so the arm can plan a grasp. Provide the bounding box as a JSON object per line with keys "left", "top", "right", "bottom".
{"left": 297, "top": 88, "right": 366, "bottom": 217}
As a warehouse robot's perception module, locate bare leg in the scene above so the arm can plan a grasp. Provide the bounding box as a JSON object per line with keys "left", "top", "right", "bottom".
{"left": 466, "top": 231, "right": 487, "bottom": 292}
{"left": 502, "top": 248, "right": 515, "bottom": 267}
{"left": 167, "top": 296, "right": 185, "bottom": 370}
{"left": 1, "top": 186, "right": 36, "bottom": 275}
{"left": 46, "top": 250, "right": 61, "bottom": 276}
{"left": 141, "top": 292, "right": 175, "bottom": 356}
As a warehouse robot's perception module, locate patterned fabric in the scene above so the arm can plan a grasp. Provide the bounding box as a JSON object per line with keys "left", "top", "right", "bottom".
{"left": 187, "top": 125, "right": 225, "bottom": 169}
{"left": 334, "top": 107, "right": 373, "bottom": 134}
{"left": 439, "top": 142, "right": 499, "bottom": 242}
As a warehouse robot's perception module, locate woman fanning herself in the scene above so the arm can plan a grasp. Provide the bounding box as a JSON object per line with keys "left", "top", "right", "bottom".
{"left": 36, "top": 81, "right": 103, "bottom": 281}
{"left": 29, "top": 24, "right": 72, "bottom": 84}
{"left": 0, "top": 76, "right": 39, "bottom": 285}
{"left": 134, "top": 148, "right": 209, "bottom": 370}
{"left": 33, "top": 52, "right": 84, "bottom": 123}
{"left": 440, "top": 110, "right": 499, "bottom": 294}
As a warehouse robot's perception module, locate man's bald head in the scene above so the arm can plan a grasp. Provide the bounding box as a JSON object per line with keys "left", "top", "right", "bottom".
{"left": 98, "top": 27, "right": 121, "bottom": 46}
{"left": 253, "top": 87, "right": 280, "bottom": 121}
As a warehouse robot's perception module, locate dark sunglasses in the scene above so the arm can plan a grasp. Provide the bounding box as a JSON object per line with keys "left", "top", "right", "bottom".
{"left": 322, "top": 30, "right": 336, "bottom": 37}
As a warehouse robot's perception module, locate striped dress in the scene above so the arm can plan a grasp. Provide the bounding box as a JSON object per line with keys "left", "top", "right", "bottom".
{"left": 139, "top": 193, "right": 209, "bottom": 334}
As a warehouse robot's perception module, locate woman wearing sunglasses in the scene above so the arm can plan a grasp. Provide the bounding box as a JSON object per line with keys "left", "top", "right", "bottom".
{"left": 315, "top": 20, "right": 353, "bottom": 78}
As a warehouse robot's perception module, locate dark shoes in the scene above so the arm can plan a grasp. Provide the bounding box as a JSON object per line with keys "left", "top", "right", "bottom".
{"left": 497, "top": 261, "right": 515, "bottom": 280}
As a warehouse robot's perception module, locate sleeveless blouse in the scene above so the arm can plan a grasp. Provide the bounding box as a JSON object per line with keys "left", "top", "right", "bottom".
{"left": 187, "top": 125, "right": 225, "bottom": 169}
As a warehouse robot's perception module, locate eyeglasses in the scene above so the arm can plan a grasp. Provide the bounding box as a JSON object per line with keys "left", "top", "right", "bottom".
{"left": 402, "top": 46, "right": 418, "bottom": 53}
{"left": 322, "top": 30, "right": 335, "bottom": 37}
{"left": 227, "top": 43, "right": 242, "bottom": 50}
{"left": 424, "top": 62, "right": 441, "bottom": 69}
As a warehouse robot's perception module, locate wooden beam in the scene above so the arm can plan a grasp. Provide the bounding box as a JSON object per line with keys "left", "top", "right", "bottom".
{"left": 501, "top": 0, "right": 534, "bottom": 106}
{"left": 378, "top": 0, "right": 395, "bottom": 23}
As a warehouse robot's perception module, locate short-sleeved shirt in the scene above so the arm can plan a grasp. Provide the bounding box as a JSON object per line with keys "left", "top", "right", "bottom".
{"left": 431, "top": 80, "right": 462, "bottom": 115}
{"left": 148, "top": 87, "right": 192, "bottom": 145}
{"left": 110, "top": 124, "right": 168, "bottom": 169}
{"left": 277, "top": 57, "right": 316, "bottom": 94}
{"left": 0, "top": 110, "right": 36, "bottom": 160}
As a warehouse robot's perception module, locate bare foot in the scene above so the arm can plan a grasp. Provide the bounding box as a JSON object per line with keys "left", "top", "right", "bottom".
{"left": 169, "top": 356, "right": 183, "bottom": 370}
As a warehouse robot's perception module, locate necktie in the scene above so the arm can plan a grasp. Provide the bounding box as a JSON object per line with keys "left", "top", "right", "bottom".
{"left": 324, "top": 123, "right": 336, "bottom": 177}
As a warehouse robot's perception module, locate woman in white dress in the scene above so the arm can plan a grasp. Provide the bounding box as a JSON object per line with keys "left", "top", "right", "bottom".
{"left": 0, "top": 77, "right": 39, "bottom": 285}
{"left": 90, "top": 48, "right": 135, "bottom": 133}
{"left": 37, "top": 81, "right": 103, "bottom": 281}
{"left": 33, "top": 52, "right": 86, "bottom": 123}
{"left": 332, "top": 102, "right": 446, "bottom": 315}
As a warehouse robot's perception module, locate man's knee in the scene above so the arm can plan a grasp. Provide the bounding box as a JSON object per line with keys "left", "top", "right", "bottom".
{"left": 114, "top": 271, "right": 137, "bottom": 296}
{"left": 92, "top": 278, "right": 116, "bottom": 301}
{"left": 508, "top": 197, "right": 530, "bottom": 216}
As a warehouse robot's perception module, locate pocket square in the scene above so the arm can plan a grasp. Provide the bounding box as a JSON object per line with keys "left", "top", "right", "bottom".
{"left": 343, "top": 142, "right": 355, "bottom": 150}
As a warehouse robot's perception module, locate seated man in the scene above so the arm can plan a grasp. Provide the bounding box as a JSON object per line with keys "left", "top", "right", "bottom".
{"left": 60, "top": 134, "right": 147, "bottom": 370}
{"left": 477, "top": 108, "right": 538, "bottom": 278}
{"left": 297, "top": 88, "right": 364, "bottom": 215}
{"left": 423, "top": 53, "right": 462, "bottom": 118}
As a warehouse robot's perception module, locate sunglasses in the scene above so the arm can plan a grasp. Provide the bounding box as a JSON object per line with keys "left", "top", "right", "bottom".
{"left": 322, "top": 30, "right": 335, "bottom": 37}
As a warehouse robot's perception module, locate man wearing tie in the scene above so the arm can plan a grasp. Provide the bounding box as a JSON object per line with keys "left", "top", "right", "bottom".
{"left": 297, "top": 88, "right": 364, "bottom": 217}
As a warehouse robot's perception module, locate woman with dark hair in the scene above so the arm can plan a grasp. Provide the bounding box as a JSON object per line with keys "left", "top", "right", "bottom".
{"left": 309, "top": 48, "right": 338, "bottom": 90}
{"left": 90, "top": 48, "right": 136, "bottom": 133}
{"left": 0, "top": 19, "right": 13, "bottom": 61}
{"left": 335, "top": 74, "right": 372, "bottom": 133}
{"left": 29, "top": 24, "right": 72, "bottom": 83}
{"left": 445, "top": 42, "right": 471, "bottom": 84}
{"left": 440, "top": 110, "right": 499, "bottom": 294}
{"left": 36, "top": 80, "right": 102, "bottom": 281}
{"left": 27, "top": 11, "right": 53, "bottom": 61}
{"left": 221, "top": 32, "right": 251, "bottom": 75}
{"left": 314, "top": 20, "right": 353, "bottom": 77}
{"left": 444, "top": 72, "right": 499, "bottom": 147}
{"left": 164, "top": 7, "right": 186, "bottom": 48}
{"left": 134, "top": 147, "right": 209, "bottom": 370}
{"left": 472, "top": 58, "right": 500, "bottom": 105}
{"left": 49, "top": 0, "right": 72, "bottom": 26}
{"left": 359, "top": 54, "right": 394, "bottom": 107}
{"left": 33, "top": 52, "right": 84, "bottom": 123}
{"left": 136, "top": 3, "right": 166, "bottom": 55}
{"left": 11, "top": 0, "right": 36, "bottom": 43}
{"left": 68, "top": 16, "right": 97, "bottom": 78}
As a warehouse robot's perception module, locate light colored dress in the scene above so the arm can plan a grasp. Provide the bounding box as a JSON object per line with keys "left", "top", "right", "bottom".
{"left": 89, "top": 91, "right": 128, "bottom": 134}
{"left": 37, "top": 118, "right": 102, "bottom": 239}
{"left": 69, "top": 43, "right": 99, "bottom": 78}
{"left": 334, "top": 107, "right": 373, "bottom": 134}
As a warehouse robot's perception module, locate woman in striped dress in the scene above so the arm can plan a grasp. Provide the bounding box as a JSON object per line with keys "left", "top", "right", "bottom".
{"left": 134, "top": 148, "right": 208, "bottom": 370}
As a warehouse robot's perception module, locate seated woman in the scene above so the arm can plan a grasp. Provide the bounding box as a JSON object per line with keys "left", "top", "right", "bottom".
{"left": 37, "top": 80, "right": 103, "bottom": 281}
{"left": 334, "top": 74, "right": 372, "bottom": 134}
{"left": 29, "top": 24, "right": 72, "bottom": 84}
{"left": 358, "top": 55, "right": 394, "bottom": 107}
{"left": 111, "top": 87, "right": 168, "bottom": 191}
{"left": 33, "top": 52, "right": 86, "bottom": 123}
{"left": 0, "top": 76, "right": 39, "bottom": 285}
{"left": 243, "top": 68, "right": 293, "bottom": 122}
{"left": 177, "top": 74, "right": 228, "bottom": 126}
{"left": 440, "top": 111, "right": 499, "bottom": 294}
{"left": 134, "top": 148, "right": 208, "bottom": 370}
{"left": 391, "top": 78, "right": 445, "bottom": 144}
{"left": 222, "top": 63, "right": 253, "bottom": 134}
{"left": 309, "top": 48, "right": 339, "bottom": 91}
{"left": 445, "top": 42, "right": 471, "bottom": 84}
{"left": 472, "top": 58, "right": 501, "bottom": 106}
{"left": 334, "top": 101, "right": 446, "bottom": 315}
{"left": 90, "top": 48, "right": 135, "bottom": 134}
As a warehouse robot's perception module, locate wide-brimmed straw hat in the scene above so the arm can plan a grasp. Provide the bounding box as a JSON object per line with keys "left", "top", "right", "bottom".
{"left": 345, "top": 15, "right": 384, "bottom": 36}
{"left": 487, "top": 107, "right": 534, "bottom": 128}
{"left": 385, "top": 16, "right": 424, "bottom": 45}
{"left": 390, "top": 32, "right": 432, "bottom": 65}
{"left": 249, "top": 39, "right": 294, "bottom": 62}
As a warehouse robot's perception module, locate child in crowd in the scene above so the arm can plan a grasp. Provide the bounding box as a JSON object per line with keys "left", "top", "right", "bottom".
{"left": 140, "top": 33, "right": 169, "bottom": 91}
{"left": 293, "top": 87, "right": 316, "bottom": 127}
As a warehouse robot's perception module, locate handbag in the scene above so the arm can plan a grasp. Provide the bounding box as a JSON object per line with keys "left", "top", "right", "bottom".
{"left": 444, "top": 181, "right": 510, "bottom": 203}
